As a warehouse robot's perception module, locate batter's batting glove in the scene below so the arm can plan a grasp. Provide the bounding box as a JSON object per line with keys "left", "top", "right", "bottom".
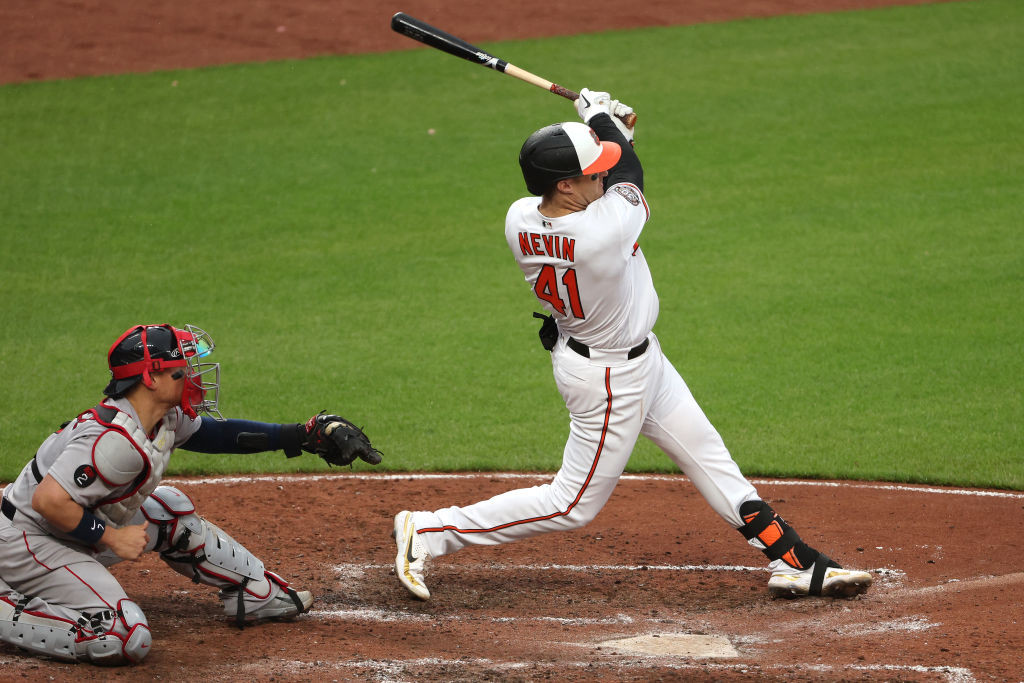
{"left": 574, "top": 88, "right": 612, "bottom": 123}
{"left": 286, "top": 412, "right": 383, "bottom": 467}
{"left": 609, "top": 99, "right": 636, "bottom": 145}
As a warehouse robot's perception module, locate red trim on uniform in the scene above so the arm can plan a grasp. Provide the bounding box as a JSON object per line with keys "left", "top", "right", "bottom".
{"left": 61, "top": 565, "right": 116, "bottom": 610}
{"left": 21, "top": 607, "right": 79, "bottom": 627}
{"left": 148, "top": 488, "right": 196, "bottom": 515}
{"left": 23, "top": 533, "right": 117, "bottom": 610}
{"left": 92, "top": 436, "right": 152, "bottom": 507}
{"left": 23, "top": 531, "right": 54, "bottom": 570}
{"left": 417, "top": 367, "right": 615, "bottom": 537}
{"left": 90, "top": 427, "right": 148, "bottom": 488}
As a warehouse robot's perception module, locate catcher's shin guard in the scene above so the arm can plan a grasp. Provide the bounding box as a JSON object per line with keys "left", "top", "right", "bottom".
{"left": 0, "top": 592, "right": 151, "bottom": 665}
{"left": 142, "top": 486, "right": 309, "bottom": 628}
{"left": 737, "top": 500, "right": 819, "bottom": 570}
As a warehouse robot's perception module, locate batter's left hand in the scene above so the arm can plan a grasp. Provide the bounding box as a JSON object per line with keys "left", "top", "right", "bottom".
{"left": 575, "top": 88, "right": 612, "bottom": 123}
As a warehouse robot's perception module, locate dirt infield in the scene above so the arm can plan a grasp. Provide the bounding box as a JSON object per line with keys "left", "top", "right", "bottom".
{"left": 1, "top": 0, "right": 949, "bottom": 84}
{"left": 2, "top": 473, "right": 1021, "bottom": 681}
{"left": 5, "top": 0, "right": 1022, "bottom": 680}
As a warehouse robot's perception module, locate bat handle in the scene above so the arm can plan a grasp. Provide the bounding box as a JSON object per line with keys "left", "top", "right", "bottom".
{"left": 550, "top": 84, "right": 638, "bottom": 129}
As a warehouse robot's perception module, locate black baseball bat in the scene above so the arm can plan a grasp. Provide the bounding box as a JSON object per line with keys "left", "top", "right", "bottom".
{"left": 390, "top": 12, "right": 637, "bottom": 127}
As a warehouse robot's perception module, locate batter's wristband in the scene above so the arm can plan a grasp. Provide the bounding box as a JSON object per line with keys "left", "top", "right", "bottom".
{"left": 70, "top": 510, "right": 107, "bottom": 545}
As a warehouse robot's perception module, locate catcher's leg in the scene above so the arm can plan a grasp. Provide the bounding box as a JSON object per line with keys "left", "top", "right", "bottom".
{"left": 0, "top": 573, "right": 151, "bottom": 665}
{"left": 141, "top": 486, "right": 312, "bottom": 626}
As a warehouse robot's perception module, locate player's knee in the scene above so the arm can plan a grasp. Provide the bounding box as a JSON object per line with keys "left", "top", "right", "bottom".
{"left": 0, "top": 596, "right": 151, "bottom": 666}
{"left": 562, "top": 503, "right": 601, "bottom": 529}
{"left": 142, "top": 486, "right": 202, "bottom": 553}
{"left": 80, "top": 599, "right": 152, "bottom": 665}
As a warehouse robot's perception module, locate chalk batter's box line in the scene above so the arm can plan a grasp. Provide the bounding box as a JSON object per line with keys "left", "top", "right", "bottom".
{"left": 331, "top": 562, "right": 904, "bottom": 576}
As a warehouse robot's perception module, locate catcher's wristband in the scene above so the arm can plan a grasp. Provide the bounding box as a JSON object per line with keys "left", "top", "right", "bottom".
{"left": 279, "top": 422, "right": 307, "bottom": 458}
{"left": 70, "top": 509, "right": 107, "bottom": 546}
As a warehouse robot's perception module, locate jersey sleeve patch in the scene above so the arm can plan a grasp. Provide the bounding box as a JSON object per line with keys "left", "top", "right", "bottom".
{"left": 613, "top": 185, "right": 641, "bottom": 206}
{"left": 92, "top": 429, "right": 146, "bottom": 486}
{"left": 73, "top": 464, "right": 98, "bottom": 488}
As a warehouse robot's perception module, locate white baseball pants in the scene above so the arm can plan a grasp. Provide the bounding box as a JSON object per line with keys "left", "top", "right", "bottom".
{"left": 412, "top": 333, "right": 760, "bottom": 557}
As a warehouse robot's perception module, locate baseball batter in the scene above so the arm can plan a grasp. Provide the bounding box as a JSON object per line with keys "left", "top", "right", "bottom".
{"left": 394, "top": 89, "right": 872, "bottom": 602}
{"left": 0, "top": 323, "right": 381, "bottom": 665}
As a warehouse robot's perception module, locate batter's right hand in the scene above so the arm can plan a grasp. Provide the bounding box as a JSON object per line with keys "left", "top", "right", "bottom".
{"left": 103, "top": 522, "right": 149, "bottom": 561}
{"left": 609, "top": 99, "right": 636, "bottom": 144}
{"left": 575, "top": 88, "right": 612, "bottom": 123}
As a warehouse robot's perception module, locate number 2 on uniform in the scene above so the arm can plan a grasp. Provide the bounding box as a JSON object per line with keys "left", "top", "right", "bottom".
{"left": 534, "top": 265, "right": 585, "bottom": 319}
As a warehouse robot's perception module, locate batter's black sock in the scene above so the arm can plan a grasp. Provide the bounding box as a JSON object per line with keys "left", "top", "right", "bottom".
{"left": 737, "top": 500, "right": 820, "bottom": 570}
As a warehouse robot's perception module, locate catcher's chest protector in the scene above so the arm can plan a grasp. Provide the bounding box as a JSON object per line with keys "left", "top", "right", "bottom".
{"left": 91, "top": 406, "right": 175, "bottom": 526}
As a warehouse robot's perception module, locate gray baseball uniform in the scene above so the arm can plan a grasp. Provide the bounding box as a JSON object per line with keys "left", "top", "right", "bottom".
{"left": 0, "top": 398, "right": 302, "bottom": 665}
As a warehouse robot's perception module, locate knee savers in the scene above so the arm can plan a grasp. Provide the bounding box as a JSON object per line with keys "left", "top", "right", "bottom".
{"left": 0, "top": 594, "right": 150, "bottom": 665}
{"left": 142, "top": 486, "right": 269, "bottom": 592}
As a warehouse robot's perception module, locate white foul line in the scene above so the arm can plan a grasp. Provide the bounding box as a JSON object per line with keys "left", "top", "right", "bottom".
{"left": 158, "top": 472, "right": 1024, "bottom": 499}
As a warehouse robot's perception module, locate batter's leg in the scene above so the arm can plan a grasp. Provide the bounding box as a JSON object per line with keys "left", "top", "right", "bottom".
{"left": 639, "top": 339, "right": 872, "bottom": 598}
{"left": 395, "top": 344, "right": 652, "bottom": 599}
{"left": 638, "top": 337, "right": 759, "bottom": 527}
{"left": 413, "top": 347, "right": 647, "bottom": 558}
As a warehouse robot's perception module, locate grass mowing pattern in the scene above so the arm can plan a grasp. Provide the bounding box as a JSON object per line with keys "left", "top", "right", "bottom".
{"left": 1, "top": 0, "right": 1020, "bottom": 487}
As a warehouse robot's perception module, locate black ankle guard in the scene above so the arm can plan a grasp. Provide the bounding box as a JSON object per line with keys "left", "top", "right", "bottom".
{"left": 738, "top": 500, "right": 818, "bottom": 569}
{"left": 809, "top": 554, "right": 842, "bottom": 595}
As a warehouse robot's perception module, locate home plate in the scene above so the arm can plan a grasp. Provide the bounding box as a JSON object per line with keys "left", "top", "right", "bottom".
{"left": 598, "top": 633, "right": 738, "bottom": 658}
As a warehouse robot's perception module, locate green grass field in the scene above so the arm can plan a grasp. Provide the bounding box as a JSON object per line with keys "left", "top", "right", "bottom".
{"left": 1, "top": 0, "right": 1020, "bottom": 488}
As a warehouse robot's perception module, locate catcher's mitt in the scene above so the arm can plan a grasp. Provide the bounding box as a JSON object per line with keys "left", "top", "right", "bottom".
{"left": 302, "top": 412, "right": 382, "bottom": 467}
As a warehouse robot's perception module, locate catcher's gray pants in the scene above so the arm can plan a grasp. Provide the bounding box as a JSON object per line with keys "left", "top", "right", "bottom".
{"left": 0, "top": 487, "right": 288, "bottom": 665}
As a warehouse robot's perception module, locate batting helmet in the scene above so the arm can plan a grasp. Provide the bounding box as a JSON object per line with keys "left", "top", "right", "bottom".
{"left": 518, "top": 121, "right": 621, "bottom": 196}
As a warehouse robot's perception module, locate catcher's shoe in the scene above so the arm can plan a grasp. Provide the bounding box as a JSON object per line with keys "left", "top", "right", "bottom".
{"left": 393, "top": 510, "right": 431, "bottom": 600}
{"left": 768, "top": 559, "right": 873, "bottom": 599}
{"left": 221, "top": 586, "right": 314, "bottom": 623}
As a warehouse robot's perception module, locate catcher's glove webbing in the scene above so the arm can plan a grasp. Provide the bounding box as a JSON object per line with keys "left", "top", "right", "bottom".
{"left": 299, "top": 411, "right": 383, "bottom": 467}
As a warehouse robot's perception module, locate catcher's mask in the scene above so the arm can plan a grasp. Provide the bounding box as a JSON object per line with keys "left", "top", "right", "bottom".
{"left": 104, "top": 323, "right": 223, "bottom": 420}
{"left": 518, "top": 121, "right": 621, "bottom": 196}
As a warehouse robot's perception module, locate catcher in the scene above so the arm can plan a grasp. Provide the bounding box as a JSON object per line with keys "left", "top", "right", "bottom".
{"left": 0, "top": 323, "right": 381, "bottom": 666}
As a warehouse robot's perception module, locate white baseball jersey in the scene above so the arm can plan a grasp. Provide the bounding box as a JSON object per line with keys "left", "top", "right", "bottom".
{"left": 409, "top": 180, "right": 760, "bottom": 562}
{"left": 504, "top": 182, "right": 655, "bottom": 350}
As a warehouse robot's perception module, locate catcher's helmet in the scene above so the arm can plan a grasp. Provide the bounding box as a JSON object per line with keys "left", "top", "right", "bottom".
{"left": 103, "top": 323, "right": 222, "bottom": 419}
{"left": 518, "top": 121, "right": 621, "bottom": 196}
{"left": 104, "top": 324, "right": 186, "bottom": 397}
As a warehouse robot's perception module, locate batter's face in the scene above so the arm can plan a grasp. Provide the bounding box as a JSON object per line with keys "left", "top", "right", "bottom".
{"left": 567, "top": 170, "right": 607, "bottom": 206}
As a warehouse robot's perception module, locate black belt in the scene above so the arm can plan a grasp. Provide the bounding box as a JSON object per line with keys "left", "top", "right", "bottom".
{"left": 567, "top": 337, "right": 650, "bottom": 360}
{"left": 1, "top": 496, "right": 16, "bottom": 522}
